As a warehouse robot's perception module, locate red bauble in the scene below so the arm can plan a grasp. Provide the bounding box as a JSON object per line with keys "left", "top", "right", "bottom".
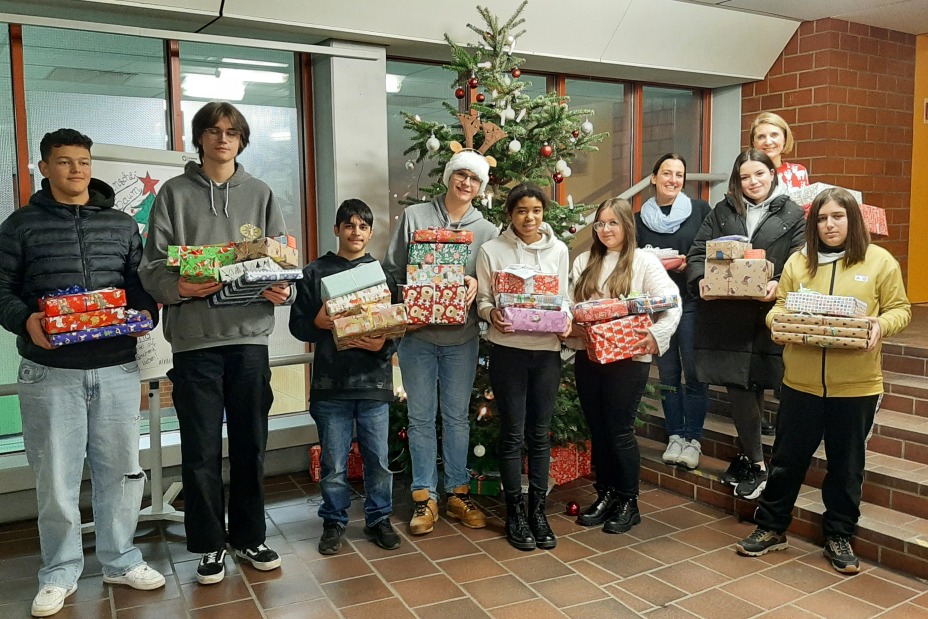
{"left": 455, "top": 88, "right": 465, "bottom": 99}
{"left": 476, "top": 93, "right": 486, "bottom": 103}
{"left": 488, "top": 173, "right": 497, "bottom": 184}
{"left": 511, "top": 68, "right": 521, "bottom": 78}
{"left": 398, "top": 428, "right": 408, "bottom": 441}
{"left": 566, "top": 501, "right": 580, "bottom": 517}
{"left": 540, "top": 144, "right": 554, "bottom": 158}
{"left": 468, "top": 76, "right": 479, "bottom": 89}
{"left": 572, "top": 130, "right": 580, "bottom": 138}
{"left": 568, "top": 225, "right": 577, "bottom": 234}
{"left": 553, "top": 172, "right": 564, "bottom": 184}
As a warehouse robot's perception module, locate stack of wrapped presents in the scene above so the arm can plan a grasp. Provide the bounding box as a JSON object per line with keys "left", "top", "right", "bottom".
{"left": 787, "top": 182, "right": 887, "bottom": 237}
{"left": 492, "top": 265, "right": 568, "bottom": 333}
{"left": 702, "top": 237, "right": 774, "bottom": 298}
{"left": 209, "top": 257, "right": 303, "bottom": 308}
{"left": 39, "top": 286, "right": 153, "bottom": 347}
{"left": 572, "top": 294, "right": 679, "bottom": 364}
{"left": 770, "top": 288, "right": 870, "bottom": 350}
{"left": 321, "top": 261, "right": 407, "bottom": 351}
{"left": 641, "top": 245, "right": 684, "bottom": 270}
{"left": 402, "top": 228, "right": 470, "bottom": 325}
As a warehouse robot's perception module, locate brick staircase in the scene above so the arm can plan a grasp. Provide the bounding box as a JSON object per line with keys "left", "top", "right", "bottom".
{"left": 636, "top": 327, "right": 928, "bottom": 578}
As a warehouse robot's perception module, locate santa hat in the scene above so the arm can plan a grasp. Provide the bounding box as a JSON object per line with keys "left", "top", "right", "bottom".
{"left": 442, "top": 150, "right": 490, "bottom": 195}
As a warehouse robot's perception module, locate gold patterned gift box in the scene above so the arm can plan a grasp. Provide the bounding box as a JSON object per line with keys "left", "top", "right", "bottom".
{"left": 332, "top": 303, "right": 408, "bottom": 351}
{"left": 703, "top": 258, "right": 774, "bottom": 298}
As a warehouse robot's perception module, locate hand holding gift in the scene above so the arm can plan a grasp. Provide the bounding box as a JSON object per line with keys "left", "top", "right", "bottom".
{"left": 489, "top": 308, "right": 513, "bottom": 334}
{"left": 866, "top": 317, "right": 882, "bottom": 352}
{"left": 179, "top": 278, "right": 223, "bottom": 298}
{"left": 261, "top": 283, "right": 291, "bottom": 305}
{"left": 26, "top": 312, "right": 53, "bottom": 351}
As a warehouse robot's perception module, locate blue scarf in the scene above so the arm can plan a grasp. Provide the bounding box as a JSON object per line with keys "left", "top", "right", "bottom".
{"left": 640, "top": 192, "right": 692, "bottom": 235}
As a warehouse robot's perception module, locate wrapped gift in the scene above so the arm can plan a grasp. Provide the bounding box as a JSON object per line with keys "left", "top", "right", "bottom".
{"left": 325, "top": 283, "right": 391, "bottom": 316}
{"left": 272, "top": 234, "right": 298, "bottom": 250}
{"left": 39, "top": 287, "right": 126, "bottom": 317}
{"left": 42, "top": 308, "right": 126, "bottom": 334}
{"left": 321, "top": 262, "right": 387, "bottom": 300}
{"left": 640, "top": 245, "right": 680, "bottom": 259}
{"left": 743, "top": 249, "right": 767, "bottom": 259}
{"left": 706, "top": 239, "right": 751, "bottom": 260}
{"left": 497, "top": 293, "right": 564, "bottom": 310}
{"left": 402, "top": 283, "right": 466, "bottom": 325}
{"left": 861, "top": 204, "right": 888, "bottom": 237}
{"left": 493, "top": 266, "right": 560, "bottom": 295}
{"left": 549, "top": 441, "right": 593, "bottom": 485}
{"left": 332, "top": 303, "right": 408, "bottom": 350}
{"left": 178, "top": 245, "right": 236, "bottom": 283}
{"left": 308, "top": 442, "right": 363, "bottom": 482}
{"left": 412, "top": 227, "right": 474, "bottom": 244}
{"left": 785, "top": 288, "right": 867, "bottom": 317}
{"left": 626, "top": 295, "right": 680, "bottom": 315}
{"left": 771, "top": 331, "right": 869, "bottom": 350}
{"left": 703, "top": 259, "right": 773, "bottom": 298}
{"left": 772, "top": 313, "right": 871, "bottom": 330}
{"left": 572, "top": 298, "right": 630, "bottom": 324}
{"left": 406, "top": 264, "right": 465, "bottom": 285}
{"left": 167, "top": 243, "right": 235, "bottom": 270}
{"left": 49, "top": 310, "right": 152, "bottom": 347}
{"left": 219, "top": 257, "right": 281, "bottom": 282}
{"left": 407, "top": 242, "right": 470, "bottom": 266}
{"left": 232, "top": 237, "right": 299, "bottom": 269}
{"left": 208, "top": 270, "right": 302, "bottom": 307}
{"left": 788, "top": 183, "right": 863, "bottom": 214}
{"left": 585, "top": 314, "right": 653, "bottom": 364}
{"left": 500, "top": 307, "right": 569, "bottom": 333}
{"left": 468, "top": 471, "right": 501, "bottom": 496}
{"left": 772, "top": 321, "right": 869, "bottom": 339}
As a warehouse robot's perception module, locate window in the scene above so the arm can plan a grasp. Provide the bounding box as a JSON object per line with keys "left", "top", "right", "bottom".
{"left": 641, "top": 86, "right": 703, "bottom": 196}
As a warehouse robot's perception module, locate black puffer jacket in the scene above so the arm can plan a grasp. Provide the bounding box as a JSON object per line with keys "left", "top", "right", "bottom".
{"left": 685, "top": 194, "right": 805, "bottom": 389}
{"left": 0, "top": 178, "right": 159, "bottom": 369}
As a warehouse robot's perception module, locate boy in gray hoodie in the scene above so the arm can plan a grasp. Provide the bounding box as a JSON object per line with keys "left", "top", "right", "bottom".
{"left": 139, "top": 102, "right": 291, "bottom": 585}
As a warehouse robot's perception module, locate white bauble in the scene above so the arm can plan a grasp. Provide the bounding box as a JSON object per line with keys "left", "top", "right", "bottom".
{"left": 426, "top": 134, "right": 440, "bottom": 152}
{"left": 581, "top": 120, "right": 594, "bottom": 135}
{"left": 473, "top": 444, "right": 486, "bottom": 457}
{"left": 555, "top": 159, "right": 568, "bottom": 172}
{"left": 508, "top": 139, "right": 522, "bottom": 153}
{"left": 404, "top": 160, "right": 415, "bottom": 171}
{"left": 562, "top": 166, "right": 572, "bottom": 178}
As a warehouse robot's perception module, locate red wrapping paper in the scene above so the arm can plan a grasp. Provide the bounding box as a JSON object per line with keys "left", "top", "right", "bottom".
{"left": 308, "top": 442, "right": 364, "bottom": 482}
{"left": 585, "top": 314, "right": 653, "bottom": 364}
{"left": 549, "top": 441, "right": 593, "bottom": 485}
{"left": 42, "top": 308, "right": 127, "bottom": 334}
{"left": 39, "top": 287, "right": 127, "bottom": 317}
{"left": 572, "top": 298, "right": 630, "bottom": 324}
{"left": 493, "top": 271, "right": 560, "bottom": 295}
{"left": 412, "top": 228, "right": 474, "bottom": 244}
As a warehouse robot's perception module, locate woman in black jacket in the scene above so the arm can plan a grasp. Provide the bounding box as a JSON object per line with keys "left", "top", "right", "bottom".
{"left": 685, "top": 149, "right": 805, "bottom": 500}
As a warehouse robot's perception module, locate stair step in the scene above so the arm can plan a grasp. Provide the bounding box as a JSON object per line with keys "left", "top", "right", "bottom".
{"left": 882, "top": 342, "right": 928, "bottom": 378}
{"left": 869, "top": 409, "right": 928, "bottom": 463}
{"left": 882, "top": 371, "right": 928, "bottom": 416}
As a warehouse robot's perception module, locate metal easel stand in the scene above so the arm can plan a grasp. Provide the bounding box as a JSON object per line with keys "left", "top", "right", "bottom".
{"left": 138, "top": 380, "right": 185, "bottom": 525}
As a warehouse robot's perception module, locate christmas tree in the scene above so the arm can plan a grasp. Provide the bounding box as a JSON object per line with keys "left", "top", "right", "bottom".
{"left": 390, "top": 2, "right": 607, "bottom": 475}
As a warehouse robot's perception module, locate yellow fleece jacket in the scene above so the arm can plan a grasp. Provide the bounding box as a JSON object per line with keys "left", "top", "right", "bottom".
{"left": 766, "top": 245, "right": 911, "bottom": 397}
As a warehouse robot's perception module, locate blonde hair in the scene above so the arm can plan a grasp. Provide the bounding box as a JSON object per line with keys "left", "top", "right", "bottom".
{"left": 750, "top": 111, "right": 795, "bottom": 155}
{"left": 574, "top": 198, "right": 637, "bottom": 302}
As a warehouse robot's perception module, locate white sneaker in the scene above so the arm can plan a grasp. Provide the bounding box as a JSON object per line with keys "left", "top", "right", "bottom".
{"left": 662, "top": 435, "right": 684, "bottom": 465}
{"left": 678, "top": 439, "right": 702, "bottom": 470}
{"left": 31, "top": 584, "right": 77, "bottom": 617}
{"left": 103, "top": 564, "right": 166, "bottom": 590}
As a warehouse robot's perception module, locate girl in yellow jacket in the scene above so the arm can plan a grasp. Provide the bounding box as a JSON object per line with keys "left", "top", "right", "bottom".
{"left": 735, "top": 187, "right": 911, "bottom": 574}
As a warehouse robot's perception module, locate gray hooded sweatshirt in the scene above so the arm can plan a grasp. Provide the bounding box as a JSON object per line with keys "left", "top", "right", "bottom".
{"left": 139, "top": 161, "right": 290, "bottom": 353}
{"left": 383, "top": 195, "right": 499, "bottom": 346}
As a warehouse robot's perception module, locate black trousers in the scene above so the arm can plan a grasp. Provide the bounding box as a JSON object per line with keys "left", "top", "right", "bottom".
{"left": 755, "top": 384, "right": 879, "bottom": 539}
{"left": 488, "top": 344, "right": 561, "bottom": 494}
{"left": 575, "top": 354, "right": 649, "bottom": 499}
{"left": 169, "top": 344, "right": 274, "bottom": 552}
{"left": 727, "top": 386, "right": 765, "bottom": 463}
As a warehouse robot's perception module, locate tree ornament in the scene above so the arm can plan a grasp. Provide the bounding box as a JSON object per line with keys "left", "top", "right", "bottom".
{"left": 426, "top": 133, "right": 441, "bottom": 153}
{"left": 562, "top": 166, "right": 572, "bottom": 178}
{"left": 455, "top": 87, "right": 465, "bottom": 99}
{"left": 484, "top": 389, "right": 495, "bottom": 400}
{"left": 511, "top": 67, "right": 521, "bottom": 78}
{"left": 553, "top": 172, "right": 564, "bottom": 184}
{"left": 581, "top": 118, "right": 594, "bottom": 135}
{"left": 398, "top": 428, "right": 408, "bottom": 441}
{"left": 572, "top": 130, "right": 580, "bottom": 138}
{"left": 473, "top": 444, "right": 486, "bottom": 458}
{"left": 508, "top": 139, "right": 522, "bottom": 153}
{"left": 476, "top": 93, "right": 486, "bottom": 103}
{"left": 468, "top": 74, "right": 479, "bottom": 89}
{"left": 566, "top": 501, "right": 580, "bottom": 517}
{"left": 568, "top": 225, "right": 577, "bottom": 234}
{"left": 405, "top": 160, "right": 415, "bottom": 171}
{"left": 488, "top": 173, "right": 497, "bottom": 185}
{"left": 555, "top": 159, "right": 568, "bottom": 172}
{"left": 540, "top": 143, "right": 554, "bottom": 158}
{"left": 477, "top": 404, "right": 490, "bottom": 420}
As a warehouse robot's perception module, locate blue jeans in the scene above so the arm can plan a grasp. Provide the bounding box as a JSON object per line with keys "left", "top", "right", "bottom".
{"left": 309, "top": 399, "right": 393, "bottom": 526}
{"left": 18, "top": 359, "right": 146, "bottom": 588}
{"left": 655, "top": 304, "right": 708, "bottom": 440}
{"left": 397, "top": 336, "right": 479, "bottom": 501}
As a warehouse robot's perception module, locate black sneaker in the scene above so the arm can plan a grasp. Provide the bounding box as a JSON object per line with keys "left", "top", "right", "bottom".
{"left": 602, "top": 498, "right": 641, "bottom": 534}
{"left": 761, "top": 420, "right": 776, "bottom": 436}
{"left": 196, "top": 549, "right": 227, "bottom": 585}
{"left": 234, "top": 543, "right": 281, "bottom": 571}
{"left": 318, "top": 521, "right": 345, "bottom": 556}
{"left": 720, "top": 454, "right": 751, "bottom": 486}
{"left": 824, "top": 536, "right": 860, "bottom": 574}
{"left": 735, "top": 464, "right": 768, "bottom": 500}
{"left": 736, "top": 527, "right": 788, "bottom": 556}
{"left": 365, "top": 519, "right": 402, "bottom": 550}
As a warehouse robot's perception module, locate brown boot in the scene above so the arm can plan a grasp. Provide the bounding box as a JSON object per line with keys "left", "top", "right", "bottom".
{"left": 446, "top": 485, "right": 487, "bottom": 529}
{"left": 409, "top": 489, "right": 438, "bottom": 535}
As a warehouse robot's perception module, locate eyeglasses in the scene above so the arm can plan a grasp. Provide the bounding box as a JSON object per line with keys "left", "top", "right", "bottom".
{"left": 203, "top": 127, "right": 242, "bottom": 140}
{"left": 451, "top": 170, "right": 482, "bottom": 185}
{"left": 592, "top": 221, "right": 621, "bottom": 232}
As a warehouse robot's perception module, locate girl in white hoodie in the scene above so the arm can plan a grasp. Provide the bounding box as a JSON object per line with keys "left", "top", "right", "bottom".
{"left": 476, "top": 184, "right": 572, "bottom": 552}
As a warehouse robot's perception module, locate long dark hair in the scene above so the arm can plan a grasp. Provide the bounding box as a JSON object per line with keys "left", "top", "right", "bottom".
{"left": 574, "top": 198, "right": 636, "bottom": 302}
{"left": 804, "top": 187, "right": 870, "bottom": 278}
{"left": 727, "top": 149, "right": 778, "bottom": 216}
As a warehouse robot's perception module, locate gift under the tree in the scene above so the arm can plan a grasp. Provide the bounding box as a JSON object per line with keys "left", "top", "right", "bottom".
{"left": 497, "top": 293, "right": 564, "bottom": 311}
{"left": 771, "top": 313, "right": 871, "bottom": 330}
{"left": 412, "top": 227, "right": 474, "bottom": 244}
{"left": 406, "top": 264, "right": 465, "bottom": 285}
{"left": 702, "top": 258, "right": 774, "bottom": 298}
{"left": 407, "top": 242, "right": 470, "bottom": 266}
{"left": 325, "top": 283, "right": 391, "bottom": 316}
{"left": 308, "top": 442, "right": 363, "bottom": 482}
{"left": 49, "top": 310, "right": 153, "bottom": 347}
{"left": 785, "top": 288, "right": 867, "bottom": 318}
{"left": 493, "top": 266, "right": 560, "bottom": 295}
{"left": 218, "top": 257, "right": 281, "bottom": 282}
{"left": 402, "top": 283, "right": 467, "bottom": 325}
{"left": 232, "top": 236, "right": 299, "bottom": 269}
{"left": 549, "top": 440, "right": 593, "bottom": 485}
{"left": 706, "top": 238, "right": 752, "bottom": 260}
{"left": 332, "top": 303, "right": 408, "bottom": 350}
{"left": 178, "top": 246, "right": 236, "bottom": 283}
{"left": 572, "top": 298, "right": 630, "bottom": 324}
{"left": 38, "top": 286, "right": 127, "bottom": 317}
{"left": 468, "top": 471, "right": 501, "bottom": 496}
{"left": 42, "top": 308, "right": 127, "bottom": 334}
{"left": 585, "top": 314, "right": 653, "bottom": 364}
{"left": 626, "top": 295, "right": 680, "bottom": 315}
{"left": 771, "top": 331, "right": 869, "bottom": 350}
{"left": 320, "top": 261, "right": 387, "bottom": 300}
{"left": 500, "top": 307, "right": 569, "bottom": 333}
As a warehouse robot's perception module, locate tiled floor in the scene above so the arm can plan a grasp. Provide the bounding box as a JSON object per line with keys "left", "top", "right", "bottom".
{"left": 2, "top": 473, "right": 928, "bottom": 618}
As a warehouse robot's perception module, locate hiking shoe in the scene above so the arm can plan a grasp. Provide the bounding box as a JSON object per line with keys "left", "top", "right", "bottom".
{"left": 761, "top": 419, "right": 776, "bottom": 436}
{"left": 735, "top": 464, "right": 768, "bottom": 500}
{"left": 720, "top": 454, "right": 751, "bottom": 486}
{"left": 318, "top": 521, "right": 345, "bottom": 555}
{"left": 447, "top": 485, "right": 487, "bottom": 529}
{"left": 409, "top": 489, "right": 439, "bottom": 535}
{"left": 678, "top": 439, "right": 702, "bottom": 470}
{"left": 602, "top": 498, "right": 641, "bottom": 534}
{"left": 824, "top": 536, "right": 860, "bottom": 574}
{"left": 31, "top": 584, "right": 77, "bottom": 617}
{"left": 196, "top": 549, "right": 227, "bottom": 585}
{"left": 235, "top": 543, "right": 281, "bottom": 571}
{"left": 736, "top": 527, "right": 788, "bottom": 556}
{"left": 662, "top": 435, "right": 684, "bottom": 465}
{"left": 102, "top": 564, "right": 166, "bottom": 590}
{"left": 365, "top": 519, "right": 402, "bottom": 550}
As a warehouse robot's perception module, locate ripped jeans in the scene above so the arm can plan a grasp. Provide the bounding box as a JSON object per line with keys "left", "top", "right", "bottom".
{"left": 19, "top": 359, "right": 147, "bottom": 588}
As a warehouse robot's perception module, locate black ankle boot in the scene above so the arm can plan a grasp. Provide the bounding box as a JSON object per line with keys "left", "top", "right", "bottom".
{"left": 505, "top": 492, "right": 536, "bottom": 551}
{"left": 577, "top": 485, "right": 618, "bottom": 526}
{"left": 528, "top": 488, "right": 557, "bottom": 550}
{"left": 603, "top": 498, "right": 641, "bottom": 534}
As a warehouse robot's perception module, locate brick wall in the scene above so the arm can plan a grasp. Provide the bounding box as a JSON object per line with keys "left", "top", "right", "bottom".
{"left": 741, "top": 18, "right": 916, "bottom": 273}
